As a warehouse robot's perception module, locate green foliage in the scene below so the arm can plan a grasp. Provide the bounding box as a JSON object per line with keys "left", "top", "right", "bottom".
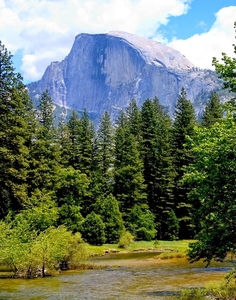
{"left": 171, "top": 88, "right": 196, "bottom": 239}
{"left": 126, "top": 204, "right": 156, "bottom": 241}
{"left": 170, "top": 271, "right": 236, "bottom": 300}
{"left": 0, "top": 221, "right": 87, "bottom": 277}
{"left": 172, "top": 288, "right": 207, "bottom": 300}
{"left": 92, "top": 111, "right": 114, "bottom": 196}
{"left": 64, "top": 110, "right": 82, "bottom": 169}
{"left": 162, "top": 209, "right": 179, "bottom": 241}
{"left": 118, "top": 231, "right": 134, "bottom": 248}
{"left": 0, "top": 41, "right": 33, "bottom": 218}
{"left": 78, "top": 108, "right": 95, "bottom": 176}
{"left": 201, "top": 92, "right": 223, "bottom": 127}
{"left": 27, "top": 90, "right": 60, "bottom": 194}
{"left": 184, "top": 110, "right": 236, "bottom": 265}
{"left": 54, "top": 167, "right": 89, "bottom": 231}
{"left": 37, "top": 90, "right": 55, "bottom": 134}
{"left": 81, "top": 212, "right": 106, "bottom": 245}
{"left": 30, "top": 226, "right": 86, "bottom": 276}
{"left": 140, "top": 98, "right": 174, "bottom": 239}
{"left": 13, "top": 189, "right": 58, "bottom": 232}
{"left": 114, "top": 110, "right": 147, "bottom": 214}
{"left": 94, "top": 194, "right": 124, "bottom": 243}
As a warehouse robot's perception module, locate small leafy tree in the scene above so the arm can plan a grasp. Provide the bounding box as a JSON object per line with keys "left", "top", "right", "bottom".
{"left": 54, "top": 167, "right": 89, "bottom": 231}
{"left": 0, "top": 218, "right": 37, "bottom": 276}
{"left": 184, "top": 111, "right": 236, "bottom": 265}
{"left": 162, "top": 209, "right": 179, "bottom": 241}
{"left": 126, "top": 204, "right": 156, "bottom": 241}
{"left": 13, "top": 189, "right": 58, "bottom": 232}
{"left": 118, "top": 231, "right": 134, "bottom": 248}
{"left": 185, "top": 23, "right": 236, "bottom": 266}
{"left": 30, "top": 226, "right": 87, "bottom": 276}
{"left": 0, "top": 221, "right": 87, "bottom": 277}
{"left": 94, "top": 194, "right": 124, "bottom": 243}
{"left": 81, "top": 212, "right": 106, "bottom": 245}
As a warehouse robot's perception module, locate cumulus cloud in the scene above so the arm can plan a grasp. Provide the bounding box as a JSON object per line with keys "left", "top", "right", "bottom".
{"left": 0, "top": 0, "right": 190, "bottom": 81}
{"left": 168, "top": 6, "right": 236, "bottom": 69}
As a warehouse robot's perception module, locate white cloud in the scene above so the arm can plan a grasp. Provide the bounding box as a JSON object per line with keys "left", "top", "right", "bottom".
{"left": 168, "top": 6, "right": 236, "bottom": 69}
{"left": 0, "top": 0, "right": 190, "bottom": 81}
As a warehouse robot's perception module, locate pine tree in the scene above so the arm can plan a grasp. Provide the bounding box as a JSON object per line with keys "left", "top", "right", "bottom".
{"left": 126, "top": 99, "right": 142, "bottom": 141}
{"left": 114, "top": 110, "right": 146, "bottom": 217}
{"left": 171, "top": 88, "right": 196, "bottom": 239}
{"left": 0, "top": 41, "right": 32, "bottom": 218}
{"left": 140, "top": 98, "right": 174, "bottom": 239}
{"left": 27, "top": 90, "right": 60, "bottom": 194}
{"left": 93, "top": 111, "right": 114, "bottom": 195}
{"left": 77, "top": 108, "right": 95, "bottom": 176}
{"left": 201, "top": 92, "right": 222, "bottom": 127}
{"left": 66, "top": 110, "right": 82, "bottom": 169}
{"left": 57, "top": 117, "right": 71, "bottom": 167}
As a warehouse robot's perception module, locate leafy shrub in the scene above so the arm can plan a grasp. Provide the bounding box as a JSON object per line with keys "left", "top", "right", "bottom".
{"left": 126, "top": 204, "right": 156, "bottom": 241}
{"left": 118, "top": 231, "right": 134, "bottom": 248}
{"left": 135, "top": 227, "right": 157, "bottom": 241}
{"left": 81, "top": 212, "right": 106, "bottom": 245}
{"left": 94, "top": 194, "right": 124, "bottom": 243}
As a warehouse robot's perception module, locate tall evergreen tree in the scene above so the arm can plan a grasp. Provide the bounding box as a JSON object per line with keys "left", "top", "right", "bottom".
{"left": 57, "top": 116, "right": 71, "bottom": 167}
{"left": 0, "top": 41, "right": 32, "bottom": 218}
{"left": 126, "top": 99, "right": 142, "bottom": 142}
{"left": 201, "top": 92, "right": 222, "bottom": 127}
{"left": 141, "top": 98, "right": 175, "bottom": 239}
{"left": 28, "top": 90, "right": 60, "bottom": 194}
{"left": 66, "top": 110, "right": 81, "bottom": 169}
{"left": 171, "top": 88, "right": 196, "bottom": 239}
{"left": 114, "top": 110, "right": 146, "bottom": 217}
{"left": 77, "top": 108, "right": 95, "bottom": 176}
{"left": 93, "top": 111, "right": 114, "bottom": 195}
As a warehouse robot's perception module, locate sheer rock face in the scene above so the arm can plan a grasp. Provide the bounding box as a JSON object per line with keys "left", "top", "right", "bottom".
{"left": 27, "top": 31, "right": 221, "bottom": 119}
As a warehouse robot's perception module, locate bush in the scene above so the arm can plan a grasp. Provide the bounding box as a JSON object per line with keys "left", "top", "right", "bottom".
{"left": 81, "top": 212, "right": 106, "bottom": 245}
{"left": 118, "top": 231, "right": 134, "bottom": 248}
{"left": 94, "top": 194, "right": 124, "bottom": 244}
{"left": 126, "top": 204, "right": 156, "bottom": 241}
{"left": 135, "top": 227, "right": 156, "bottom": 241}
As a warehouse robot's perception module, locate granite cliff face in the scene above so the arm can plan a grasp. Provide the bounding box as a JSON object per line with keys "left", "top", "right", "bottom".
{"left": 27, "top": 31, "right": 223, "bottom": 120}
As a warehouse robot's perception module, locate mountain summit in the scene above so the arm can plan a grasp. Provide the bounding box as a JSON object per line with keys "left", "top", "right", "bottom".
{"left": 27, "top": 31, "right": 222, "bottom": 119}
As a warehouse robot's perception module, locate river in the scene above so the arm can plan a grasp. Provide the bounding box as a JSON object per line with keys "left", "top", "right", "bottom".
{"left": 0, "top": 253, "right": 233, "bottom": 299}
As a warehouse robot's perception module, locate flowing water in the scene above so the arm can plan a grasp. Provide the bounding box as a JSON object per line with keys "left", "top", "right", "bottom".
{"left": 0, "top": 253, "right": 233, "bottom": 300}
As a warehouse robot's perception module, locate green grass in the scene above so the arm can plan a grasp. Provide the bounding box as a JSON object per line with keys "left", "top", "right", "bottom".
{"left": 86, "top": 240, "right": 193, "bottom": 257}
{"left": 168, "top": 270, "right": 236, "bottom": 299}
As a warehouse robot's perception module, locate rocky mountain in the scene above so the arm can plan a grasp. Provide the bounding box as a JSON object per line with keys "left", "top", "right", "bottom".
{"left": 27, "top": 31, "right": 225, "bottom": 121}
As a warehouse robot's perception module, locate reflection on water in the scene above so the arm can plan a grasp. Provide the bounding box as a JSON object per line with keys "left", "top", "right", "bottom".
{"left": 0, "top": 254, "right": 233, "bottom": 300}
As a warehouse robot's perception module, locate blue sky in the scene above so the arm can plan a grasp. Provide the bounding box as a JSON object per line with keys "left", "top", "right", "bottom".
{"left": 1, "top": 0, "right": 235, "bottom": 83}
{"left": 159, "top": 0, "right": 236, "bottom": 40}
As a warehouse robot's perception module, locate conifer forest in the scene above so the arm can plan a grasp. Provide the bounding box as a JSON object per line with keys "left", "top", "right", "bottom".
{"left": 0, "top": 23, "right": 235, "bottom": 276}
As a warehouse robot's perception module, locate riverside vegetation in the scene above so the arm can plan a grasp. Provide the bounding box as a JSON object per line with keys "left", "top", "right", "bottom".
{"left": 0, "top": 21, "right": 236, "bottom": 299}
